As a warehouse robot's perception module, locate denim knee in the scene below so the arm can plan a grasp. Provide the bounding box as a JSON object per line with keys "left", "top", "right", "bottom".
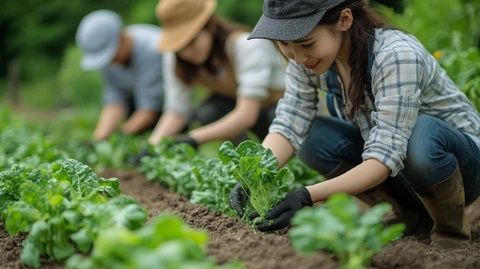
{"left": 298, "top": 116, "right": 363, "bottom": 176}
{"left": 403, "top": 115, "right": 457, "bottom": 189}
{"left": 298, "top": 139, "right": 335, "bottom": 176}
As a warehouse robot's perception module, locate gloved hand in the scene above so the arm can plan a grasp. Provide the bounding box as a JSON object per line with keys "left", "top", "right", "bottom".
{"left": 128, "top": 147, "right": 152, "bottom": 166}
{"left": 172, "top": 134, "right": 199, "bottom": 149}
{"left": 229, "top": 183, "right": 249, "bottom": 216}
{"left": 254, "top": 187, "right": 313, "bottom": 232}
{"left": 81, "top": 140, "right": 96, "bottom": 151}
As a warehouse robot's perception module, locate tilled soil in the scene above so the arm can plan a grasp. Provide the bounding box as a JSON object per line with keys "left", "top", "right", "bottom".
{"left": 1, "top": 170, "right": 480, "bottom": 269}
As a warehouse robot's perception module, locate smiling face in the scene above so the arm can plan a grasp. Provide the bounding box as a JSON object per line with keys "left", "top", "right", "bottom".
{"left": 276, "top": 8, "right": 353, "bottom": 74}
{"left": 277, "top": 25, "right": 343, "bottom": 74}
{"left": 177, "top": 29, "right": 213, "bottom": 65}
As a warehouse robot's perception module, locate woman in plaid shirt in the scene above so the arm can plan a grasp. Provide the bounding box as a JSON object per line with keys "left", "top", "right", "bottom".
{"left": 229, "top": 0, "right": 480, "bottom": 249}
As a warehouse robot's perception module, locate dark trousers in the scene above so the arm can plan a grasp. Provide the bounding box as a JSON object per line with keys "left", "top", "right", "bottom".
{"left": 191, "top": 94, "right": 276, "bottom": 140}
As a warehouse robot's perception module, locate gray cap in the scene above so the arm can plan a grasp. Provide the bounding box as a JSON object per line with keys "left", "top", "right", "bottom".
{"left": 75, "top": 10, "right": 123, "bottom": 70}
{"left": 248, "top": 0, "right": 346, "bottom": 41}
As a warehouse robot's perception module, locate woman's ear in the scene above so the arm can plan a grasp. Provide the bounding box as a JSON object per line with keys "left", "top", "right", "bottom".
{"left": 336, "top": 8, "right": 353, "bottom": 31}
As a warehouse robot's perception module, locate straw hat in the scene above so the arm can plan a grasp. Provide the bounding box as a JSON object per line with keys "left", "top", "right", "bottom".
{"left": 156, "top": 0, "right": 217, "bottom": 52}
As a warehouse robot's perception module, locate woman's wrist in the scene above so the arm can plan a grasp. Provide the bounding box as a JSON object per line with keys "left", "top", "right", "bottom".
{"left": 305, "top": 184, "right": 325, "bottom": 204}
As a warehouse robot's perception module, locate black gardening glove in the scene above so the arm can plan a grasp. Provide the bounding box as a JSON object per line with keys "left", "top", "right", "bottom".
{"left": 254, "top": 187, "right": 313, "bottom": 232}
{"left": 80, "top": 140, "right": 96, "bottom": 151}
{"left": 172, "top": 134, "right": 199, "bottom": 149}
{"left": 128, "top": 147, "right": 152, "bottom": 166}
{"left": 229, "top": 183, "right": 249, "bottom": 216}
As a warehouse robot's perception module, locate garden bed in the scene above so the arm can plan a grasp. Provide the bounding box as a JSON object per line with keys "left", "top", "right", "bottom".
{"left": 2, "top": 170, "right": 480, "bottom": 269}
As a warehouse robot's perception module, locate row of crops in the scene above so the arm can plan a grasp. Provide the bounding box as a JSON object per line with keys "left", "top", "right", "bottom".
{"left": 0, "top": 109, "right": 243, "bottom": 269}
{"left": 0, "top": 108, "right": 404, "bottom": 269}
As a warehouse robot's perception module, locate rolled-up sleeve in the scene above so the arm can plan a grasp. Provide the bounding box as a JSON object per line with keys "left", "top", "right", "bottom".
{"left": 363, "top": 50, "right": 424, "bottom": 176}
{"left": 269, "top": 61, "right": 319, "bottom": 150}
{"left": 233, "top": 37, "right": 277, "bottom": 100}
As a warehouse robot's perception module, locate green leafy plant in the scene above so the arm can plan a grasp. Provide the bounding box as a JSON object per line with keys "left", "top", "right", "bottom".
{"left": 85, "top": 133, "right": 147, "bottom": 170}
{"left": 378, "top": 0, "right": 480, "bottom": 110}
{"left": 140, "top": 139, "right": 199, "bottom": 196}
{"left": 0, "top": 157, "right": 147, "bottom": 268}
{"left": 190, "top": 158, "right": 237, "bottom": 216}
{"left": 66, "top": 214, "right": 243, "bottom": 269}
{"left": 378, "top": 0, "right": 479, "bottom": 51}
{"left": 289, "top": 193, "right": 405, "bottom": 269}
{"left": 436, "top": 35, "right": 480, "bottom": 110}
{"left": 286, "top": 157, "right": 324, "bottom": 188}
{"left": 0, "top": 122, "right": 65, "bottom": 170}
{"left": 218, "top": 140, "right": 294, "bottom": 220}
{"left": 17, "top": 196, "right": 147, "bottom": 268}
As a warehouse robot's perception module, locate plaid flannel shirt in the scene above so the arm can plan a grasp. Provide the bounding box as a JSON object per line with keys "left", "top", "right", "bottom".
{"left": 270, "top": 29, "right": 480, "bottom": 177}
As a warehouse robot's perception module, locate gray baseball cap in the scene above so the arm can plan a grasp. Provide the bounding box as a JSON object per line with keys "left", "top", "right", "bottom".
{"left": 248, "top": 0, "right": 346, "bottom": 41}
{"left": 75, "top": 10, "right": 122, "bottom": 70}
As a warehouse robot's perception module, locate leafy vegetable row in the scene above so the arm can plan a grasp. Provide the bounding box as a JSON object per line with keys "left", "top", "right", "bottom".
{"left": 0, "top": 109, "right": 243, "bottom": 269}
{"left": 139, "top": 139, "right": 323, "bottom": 221}
{"left": 67, "top": 214, "right": 242, "bottom": 269}
{"left": 2, "top": 108, "right": 403, "bottom": 269}
{"left": 140, "top": 139, "right": 404, "bottom": 269}
{"left": 0, "top": 158, "right": 147, "bottom": 268}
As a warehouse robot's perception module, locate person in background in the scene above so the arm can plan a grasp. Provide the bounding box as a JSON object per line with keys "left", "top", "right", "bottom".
{"left": 147, "top": 0, "right": 285, "bottom": 149}
{"left": 229, "top": 0, "right": 480, "bottom": 250}
{"left": 76, "top": 10, "right": 164, "bottom": 140}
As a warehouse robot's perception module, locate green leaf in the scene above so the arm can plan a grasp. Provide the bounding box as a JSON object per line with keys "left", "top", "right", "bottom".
{"left": 289, "top": 194, "right": 405, "bottom": 268}
{"left": 21, "top": 240, "right": 41, "bottom": 269}
{"left": 70, "top": 228, "right": 92, "bottom": 253}
{"left": 5, "top": 202, "right": 42, "bottom": 235}
{"left": 218, "top": 140, "right": 294, "bottom": 220}
{"left": 359, "top": 203, "right": 391, "bottom": 226}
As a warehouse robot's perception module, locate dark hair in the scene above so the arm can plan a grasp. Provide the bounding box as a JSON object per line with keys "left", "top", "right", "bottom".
{"left": 175, "top": 16, "right": 247, "bottom": 85}
{"left": 320, "top": 0, "right": 389, "bottom": 119}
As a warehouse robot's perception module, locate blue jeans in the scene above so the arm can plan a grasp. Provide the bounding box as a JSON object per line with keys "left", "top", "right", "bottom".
{"left": 298, "top": 115, "right": 480, "bottom": 208}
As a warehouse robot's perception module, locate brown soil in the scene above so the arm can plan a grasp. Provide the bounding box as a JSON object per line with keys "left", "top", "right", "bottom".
{"left": 1, "top": 170, "right": 480, "bottom": 269}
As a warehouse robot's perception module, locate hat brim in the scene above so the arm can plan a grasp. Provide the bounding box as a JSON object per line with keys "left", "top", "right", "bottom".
{"left": 248, "top": 10, "right": 326, "bottom": 41}
{"left": 157, "top": 0, "right": 216, "bottom": 52}
{"left": 81, "top": 41, "right": 118, "bottom": 70}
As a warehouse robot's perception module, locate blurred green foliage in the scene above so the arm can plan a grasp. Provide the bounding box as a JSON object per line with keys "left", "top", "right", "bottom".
{"left": 57, "top": 46, "right": 102, "bottom": 108}
{"left": 1, "top": 0, "right": 479, "bottom": 111}
{"left": 379, "top": 0, "right": 480, "bottom": 51}
{"left": 380, "top": 0, "right": 480, "bottom": 109}
{"left": 0, "top": 0, "right": 263, "bottom": 109}
{"left": 439, "top": 45, "right": 480, "bottom": 110}
{"left": 1, "top": 0, "right": 136, "bottom": 77}
{"left": 217, "top": 0, "right": 263, "bottom": 28}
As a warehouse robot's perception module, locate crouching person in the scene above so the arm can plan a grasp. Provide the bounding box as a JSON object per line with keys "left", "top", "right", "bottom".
{"left": 229, "top": 0, "right": 480, "bottom": 250}
{"left": 76, "top": 10, "right": 165, "bottom": 140}
{"left": 147, "top": 0, "right": 286, "bottom": 149}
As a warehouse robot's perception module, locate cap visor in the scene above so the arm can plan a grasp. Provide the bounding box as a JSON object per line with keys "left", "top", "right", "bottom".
{"left": 248, "top": 10, "right": 326, "bottom": 41}
{"left": 81, "top": 44, "right": 117, "bottom": 70}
